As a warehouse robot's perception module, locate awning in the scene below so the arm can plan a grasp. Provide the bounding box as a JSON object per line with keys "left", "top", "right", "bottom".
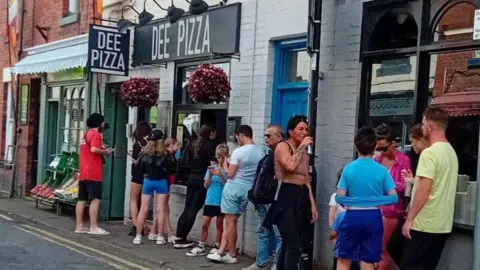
{"left": 14, "top": 34, "right": 88, "bottom": 75}
{"left": 430, "top": 91, "right": 480, "bottom": 117}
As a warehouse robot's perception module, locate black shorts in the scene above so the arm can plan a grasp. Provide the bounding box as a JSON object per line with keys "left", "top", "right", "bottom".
{"left": 131, "top": 165, "right": 144, "bottom": 185}
{"left": 203, "top": 205, "right": 224, "bottom": 217}
{"left": 78, "top": 180, "right": 103, "bottom": 201}
{"left": 397, "top": 229, "right": 449, "bottom": 270}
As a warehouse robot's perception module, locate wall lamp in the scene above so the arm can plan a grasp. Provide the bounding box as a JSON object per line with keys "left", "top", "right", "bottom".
{"left": 186, "top": 0, "right": 209, "bottom": 15}
{"left": 117, "top": 5, "right": 141, "bottom": 33}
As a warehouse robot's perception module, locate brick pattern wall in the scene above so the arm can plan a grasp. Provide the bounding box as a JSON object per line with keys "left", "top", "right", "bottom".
{"left": 12, "top": 0, "right": 95, "bottom": 195}
{"left": 314, "top": 0, "right": 362, "bottom": 267}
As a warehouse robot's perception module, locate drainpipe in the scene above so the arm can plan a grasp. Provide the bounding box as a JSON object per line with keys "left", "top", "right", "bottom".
{"left": 11, "top": 0, "right": 26, "bottom": 198}
{"left": 242, "top": 0, "right": 259, "bottom": 254}
{"left": 69, "top": 0, "right": 79, "bottom": 14}
{"left": 474, "top": 123, "right": 480, "bottom": 270}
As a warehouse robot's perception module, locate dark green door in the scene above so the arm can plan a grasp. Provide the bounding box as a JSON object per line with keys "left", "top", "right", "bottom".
{"left": 43, "top": 101, "right": 59, "bottom": 182}
{"left": 101, "top": 86, "right": 128, "bottom": 220}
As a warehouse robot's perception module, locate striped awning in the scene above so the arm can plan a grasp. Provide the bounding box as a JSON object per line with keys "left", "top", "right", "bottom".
{"left": 14, "top": 34, "right": 88, "bottom": 75}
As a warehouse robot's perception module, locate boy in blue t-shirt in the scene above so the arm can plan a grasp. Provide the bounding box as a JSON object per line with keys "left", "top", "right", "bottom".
{"left": 186, "top": 144, "right": 229, "bottom": 257}
{"left": 335, "top": 127, "right": 398, "bottom": 269}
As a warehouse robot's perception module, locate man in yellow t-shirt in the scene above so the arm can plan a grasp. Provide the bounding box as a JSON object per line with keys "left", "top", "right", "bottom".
{"left": 401, "top": 107, "right": 458, "bottom": 269}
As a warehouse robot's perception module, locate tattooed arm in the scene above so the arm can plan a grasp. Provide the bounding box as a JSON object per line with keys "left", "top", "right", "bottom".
{"left": 275, "top": 142, "right": 308, "bottom": 172}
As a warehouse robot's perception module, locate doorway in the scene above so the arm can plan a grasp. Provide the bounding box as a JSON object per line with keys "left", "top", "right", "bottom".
{"left": 30, "top": 79, "right": 41, "bottom": 188}
{"left": 272, "top": 39, "right": 310, "bottom": 131}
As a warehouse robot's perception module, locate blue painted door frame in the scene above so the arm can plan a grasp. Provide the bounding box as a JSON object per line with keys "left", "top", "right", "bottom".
{"left": 271, "top": 38, "right": 309, "bottom": 131}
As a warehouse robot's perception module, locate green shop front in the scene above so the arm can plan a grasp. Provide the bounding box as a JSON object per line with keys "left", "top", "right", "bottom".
{"left": 13, "top": 33, "right": 128, "bottom": 220}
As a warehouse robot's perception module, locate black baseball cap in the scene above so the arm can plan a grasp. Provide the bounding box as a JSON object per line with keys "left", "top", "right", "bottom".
{"left": 86, "top": 113, "right": 104, "bottom": 129}
{"left": 150, "top": 129, "right": 164, "bottom": 141}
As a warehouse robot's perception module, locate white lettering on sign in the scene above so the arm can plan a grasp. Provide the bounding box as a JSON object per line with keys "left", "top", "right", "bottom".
{"left": 176, "top": 14, "right": 210, "bottom": 57}
{"left": 91, "top": 31, "right": 125, "bottom": 71}
{"left": 151, "top": 23, "right": 171, "bottom": 61}
{"left": 474, "top": 9, "right": 480, "bottom": 40}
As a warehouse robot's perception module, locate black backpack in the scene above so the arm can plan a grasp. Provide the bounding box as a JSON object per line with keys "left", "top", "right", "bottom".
{"left": 248, "top": 152, "right": 277, "bottom": 206}
{"left": 248, "top": 143, "right": 293, "bottom": 206}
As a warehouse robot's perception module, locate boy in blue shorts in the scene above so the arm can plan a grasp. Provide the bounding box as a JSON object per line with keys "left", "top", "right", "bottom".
{"left": 335, "top": 127, "right": 398, "bottom": 270}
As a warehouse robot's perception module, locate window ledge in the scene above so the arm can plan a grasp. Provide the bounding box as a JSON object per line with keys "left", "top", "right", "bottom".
{"left": 170, "top": 184, "right": 187, "bottom": 195}
{"left": 59, "top": 13, "right": 80, "bottom": 27}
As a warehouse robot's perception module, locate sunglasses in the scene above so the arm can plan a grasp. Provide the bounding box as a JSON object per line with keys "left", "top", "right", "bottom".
{"left": 376, "top": 141, "right": 392, "bottom": 152}
{"left": 264, "top": 134, "right": 272, "bottom": 138}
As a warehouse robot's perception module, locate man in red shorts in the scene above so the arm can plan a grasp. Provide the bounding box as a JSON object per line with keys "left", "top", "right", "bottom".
{"left": 75, "top": 113, "right": 113, "bottom": 235}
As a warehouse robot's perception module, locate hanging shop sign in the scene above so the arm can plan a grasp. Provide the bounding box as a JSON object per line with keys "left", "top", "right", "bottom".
{"left": 133, "top": 3, "right": 241, "bottom": 66}
{"left": 88, "top": 25, "right": 130, "bottom": 76}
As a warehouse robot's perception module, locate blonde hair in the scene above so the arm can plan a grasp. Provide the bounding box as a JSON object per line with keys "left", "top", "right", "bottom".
{"left": 164, "top": 137, "right": 178, "bottom": 149}
{"left": 216, "top": 143, "right": 229, "bottom": 158}
{"left": 142, "top": 139, "right": 166, "bottom": 156}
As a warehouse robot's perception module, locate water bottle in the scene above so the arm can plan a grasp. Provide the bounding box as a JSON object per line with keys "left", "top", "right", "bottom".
{"left": 307, "top": 145, "right": 312, "bottom": 155}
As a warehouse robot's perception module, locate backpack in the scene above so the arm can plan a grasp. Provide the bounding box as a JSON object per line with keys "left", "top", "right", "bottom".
{"left": 248, "top": 142, "right": 293, "bottom": 206}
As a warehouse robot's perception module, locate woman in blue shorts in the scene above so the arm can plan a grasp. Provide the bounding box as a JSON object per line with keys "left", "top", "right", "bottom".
{"left": 133, "top": 129, "right": 177, "bottom": 245}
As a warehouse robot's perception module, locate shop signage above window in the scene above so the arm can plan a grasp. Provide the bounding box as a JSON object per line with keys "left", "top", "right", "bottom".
{"left": 88, "top": 25, "right": 130, "bottom": 76}
{"left": 370, "top": 97, "right": 414, "bottom": 117}
{"left": 133, "top": 3, "right": 241, "bottom": 66}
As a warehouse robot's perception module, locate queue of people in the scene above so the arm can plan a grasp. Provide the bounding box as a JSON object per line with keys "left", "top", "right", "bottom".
{"left": 75, "top": 106, "right": 458, "bottom": 270}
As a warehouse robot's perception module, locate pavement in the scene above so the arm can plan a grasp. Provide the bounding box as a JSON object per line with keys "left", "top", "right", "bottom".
{"left": 0, "top": 197, "right": 256, "bottom": 270}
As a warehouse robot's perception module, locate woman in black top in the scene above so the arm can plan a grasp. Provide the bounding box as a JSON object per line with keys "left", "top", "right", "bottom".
{"left": 174, "top": 124, "right": 217, "bottom": 248}
{"left": 129, "top": 122, "right": 152, "bottom": 236}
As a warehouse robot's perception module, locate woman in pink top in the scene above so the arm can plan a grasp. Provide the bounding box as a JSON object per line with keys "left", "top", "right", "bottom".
{"left": 374, "top": 124, "right": 411, "bottom": 270}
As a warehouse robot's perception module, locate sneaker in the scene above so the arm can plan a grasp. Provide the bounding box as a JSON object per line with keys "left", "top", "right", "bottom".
{"left": 185, "top": 246, "right": 206, "bottom": 257}
{"left": 209, "top": 248, "right": 219, "bottom": 254}
{"left": 156, "top": 236, "right": 167, "bottom": 245}
{"left": 221, "top": 253, "right": 238, "bottom": 264}
{"left": 241, "top": 263, "right": 265, "bottom": 270}
{"left": 132, "top": 235, "right": 142, "bottom": 245}
{"left": 206, "top": 252, "right": 223, "bottom": 262}
{"left": 148, "top": 233, "right": 158, "bottom": 241}
{"left": 173, "top": 238, "right": 194, "bottom": 249}
{"left": 168, "top": 236, "right": 180, "bottom": 244}
{"left": 271, "top": 264, "right": 277, "bottom": 270}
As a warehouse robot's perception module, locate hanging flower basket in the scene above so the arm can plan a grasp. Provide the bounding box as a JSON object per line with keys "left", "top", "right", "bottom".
{"left": 188, "top": 64, "right": 231, "bottom": 104}
{"left": 120, "top": 77, "right": 159, "bottom": 108}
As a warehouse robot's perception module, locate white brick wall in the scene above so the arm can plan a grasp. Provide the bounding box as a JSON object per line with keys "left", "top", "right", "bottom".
{"left": 313, "top": 0, "right": 362, "bottom": 268}
{"left": 104, "top": 0, "right": 309, "bottom": 258}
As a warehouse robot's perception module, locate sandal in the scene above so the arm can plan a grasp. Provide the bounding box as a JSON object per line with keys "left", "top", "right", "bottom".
{"left": 88, "top": 227, "right": 110, "bottom": 236}
{"left": 74, "top": 227, "right": 88, "bottom": 234}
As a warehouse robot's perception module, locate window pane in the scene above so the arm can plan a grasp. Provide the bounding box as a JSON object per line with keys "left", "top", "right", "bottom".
{"left": 368, "top": 56, "right": 416, "bottom": 150}
{"left": 49, "top": 86, "right": 61, "bottom": 99}
{"left": 285, "top": 50, "right": 310, "bottom": 82}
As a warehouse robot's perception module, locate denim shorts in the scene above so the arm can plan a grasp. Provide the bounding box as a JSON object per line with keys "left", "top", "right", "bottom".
{"left": 221, "top": 181, "right": 250, "bottom": 215}
{"left": 335, "top": 209, "right": 383, "bottom": 263}
{"left": 142, "top": 178, "right": 169, "bottom": 196}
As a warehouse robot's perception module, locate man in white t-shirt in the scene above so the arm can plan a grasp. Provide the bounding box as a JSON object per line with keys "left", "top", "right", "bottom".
{"left": 207, "top": 125, "right": 264, "bottom": 264}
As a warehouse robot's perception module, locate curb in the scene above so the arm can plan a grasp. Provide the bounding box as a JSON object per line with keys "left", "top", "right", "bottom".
{"left": 0, "top": 205, "right": 174, "bottom": 270}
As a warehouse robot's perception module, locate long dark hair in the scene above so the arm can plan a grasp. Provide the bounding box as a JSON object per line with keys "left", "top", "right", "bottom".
{"left": 286, "top": 115, "right": 308, "bottom": 139}
{"left": 133, "top": 122, "right": 152, "bottom": 143}
{"left": 192, "top": 124, "right": 215, "bottom": 158}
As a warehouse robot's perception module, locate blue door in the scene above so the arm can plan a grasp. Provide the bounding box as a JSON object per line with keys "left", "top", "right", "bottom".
{"left": 272, "top": 39, "right": 311, "bottom": 133}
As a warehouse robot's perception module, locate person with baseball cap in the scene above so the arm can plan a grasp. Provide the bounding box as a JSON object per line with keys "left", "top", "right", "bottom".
{"left": 75, "top": 113, "right": 113, "bottom": 235}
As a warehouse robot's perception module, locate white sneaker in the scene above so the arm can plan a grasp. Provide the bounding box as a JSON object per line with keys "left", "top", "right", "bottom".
{"left": 148, "top": 233, "right": 158, "bottom": 241}
{"left": 209, "top": 248, "right": 219, "bottom": 254}
{"left": 206, "top": 252, "right": 223, "bottom": 262}
{"left": 241, "top": 263, "right": 265, "bottom": 270}
{"left": 132, "top": 235, "right": 142, "bottom": 245}
{"left": 168, "top": 236, "right": 180, "bottom": 244}
{"left": 221, "top": 253, "right": 238, "bottom": 264}
{"left": 185, "top": 246, "right": 206, "bottom": 257}
{"left": 156, "top": 236, "right": 167, "bottom": 245}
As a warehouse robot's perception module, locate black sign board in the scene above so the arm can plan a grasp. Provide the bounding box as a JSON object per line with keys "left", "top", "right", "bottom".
{"left": 88, "top": 25, "right": 130, "bottom": 76}
{"left": 133, "top": 3, "right": 241, "bottom": 66}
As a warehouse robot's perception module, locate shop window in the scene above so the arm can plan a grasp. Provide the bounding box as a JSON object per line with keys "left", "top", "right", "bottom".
{"left": 368, "top": 55, "right": 417, "bottom": 150}
{"left": 61, "top": 86, "right": 86, "bottom": 152}
{"left": 432, "top": 3, "right": 475, "bottom": 43}
{"left": 285, "top": 50, "right": 310, "bottom": 82}
{"left": 369, "top": 10, "right": 417, "bottom": 50}
{"left": 175, "top": 62, "right": 231, "bottom": 105}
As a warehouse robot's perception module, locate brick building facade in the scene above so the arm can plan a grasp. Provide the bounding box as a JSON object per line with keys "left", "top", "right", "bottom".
{"left": 3, "top": 0, "right": 97, "bottom": 196}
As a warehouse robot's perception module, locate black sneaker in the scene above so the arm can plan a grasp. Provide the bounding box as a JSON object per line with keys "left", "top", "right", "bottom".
{"left": 173, "top": 238, "right": 194, "bottom": 249}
